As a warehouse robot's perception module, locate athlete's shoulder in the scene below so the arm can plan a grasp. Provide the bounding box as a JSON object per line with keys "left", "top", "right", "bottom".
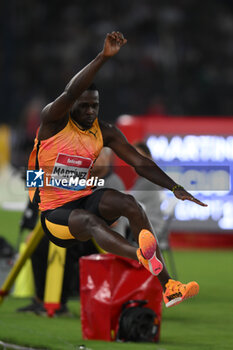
{"left": 38, "top": 114, "right": 69, "bottom": 140}
{"left": 99, "top": 120, "right": 120, "bottom": 145}
{"left": 99, "top": 120, "right": 114, "bottom": 130}
{"left": 99, "top": 120, "right": 120, "bottom": 134}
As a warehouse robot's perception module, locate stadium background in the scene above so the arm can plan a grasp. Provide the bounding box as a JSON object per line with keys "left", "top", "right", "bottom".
{"left": 1, "top": 0, "right": 233, "bottom": 123}
{"left": 0, "top": 1, "right": 233, "bottom": 350}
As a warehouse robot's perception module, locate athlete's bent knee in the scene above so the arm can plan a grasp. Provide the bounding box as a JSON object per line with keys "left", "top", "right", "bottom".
{"left": 68, "top": 209, "right": 99, "bottom": 240}
{"left": 122, "top": 194, "right": 142, "bottom": 214}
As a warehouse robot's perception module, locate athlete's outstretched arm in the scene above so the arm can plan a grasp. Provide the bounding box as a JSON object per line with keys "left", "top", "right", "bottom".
{"left": 42, "top": 32, "right": 127, "bottom": 123}
{"left": 101, "top": 122, "right": 207, "bottom": 207}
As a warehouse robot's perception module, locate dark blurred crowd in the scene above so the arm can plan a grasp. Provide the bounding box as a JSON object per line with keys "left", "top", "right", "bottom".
{"left": 1, "top": 0, "right": 233, "bottom": 124}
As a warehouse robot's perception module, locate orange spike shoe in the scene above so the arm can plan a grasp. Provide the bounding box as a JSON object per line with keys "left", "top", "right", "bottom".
{"left": 163, "top": 279, "right": 199, "bottom": 308}
{"left": 137, "top": 229, "right": 163, "bottom": 276}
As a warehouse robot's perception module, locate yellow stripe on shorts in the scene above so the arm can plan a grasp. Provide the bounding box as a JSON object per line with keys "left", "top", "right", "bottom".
{"left": 45, "top": 218, "right": 74, "bottom": 240}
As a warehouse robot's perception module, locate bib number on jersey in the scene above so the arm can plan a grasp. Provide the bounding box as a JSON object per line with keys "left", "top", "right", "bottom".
{"left": 49, "top": 153, "right": 93, "bottom": 191}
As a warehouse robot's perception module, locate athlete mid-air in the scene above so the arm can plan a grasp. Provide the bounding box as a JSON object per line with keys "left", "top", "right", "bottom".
{"left": 29, "top": 31, "right": 207, "bottom": 307}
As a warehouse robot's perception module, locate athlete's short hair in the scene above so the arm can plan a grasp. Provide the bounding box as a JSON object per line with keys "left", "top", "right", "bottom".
{"left": 87, "top": 83, "right": 98, "bottom": 92}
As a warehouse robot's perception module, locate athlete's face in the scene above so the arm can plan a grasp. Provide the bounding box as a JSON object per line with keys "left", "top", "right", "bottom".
{"left": 71, "top": 90, "right": 99, "bottom": 129}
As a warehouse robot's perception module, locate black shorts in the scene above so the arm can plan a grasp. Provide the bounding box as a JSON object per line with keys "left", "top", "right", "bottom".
{"left": 41, "top": 188, "right": 115, "bottom": 248}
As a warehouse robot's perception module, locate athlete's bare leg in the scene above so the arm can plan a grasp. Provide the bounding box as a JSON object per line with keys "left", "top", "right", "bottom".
{"left": 98, "top": 189, "right": 171, "bottom": 289}
{"left": 69, "top": 209, "right": 137, "bottom": 259}
{"left": 68, "top": 189, "right": 171, "bottom": 289}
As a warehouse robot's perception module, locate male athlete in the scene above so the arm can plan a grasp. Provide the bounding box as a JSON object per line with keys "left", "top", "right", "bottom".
{"left": 29, "top": 32, "right": 207, "bottom": 308}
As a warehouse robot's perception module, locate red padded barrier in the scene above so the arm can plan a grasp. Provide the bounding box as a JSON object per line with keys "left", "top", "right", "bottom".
{"left": 80, "top": 254, "right": 163, "bottom": 342}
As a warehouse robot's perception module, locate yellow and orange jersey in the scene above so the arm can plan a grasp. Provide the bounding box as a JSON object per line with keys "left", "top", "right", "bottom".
{"left": 28, "top": 117, "right": 103, "bottom": 211}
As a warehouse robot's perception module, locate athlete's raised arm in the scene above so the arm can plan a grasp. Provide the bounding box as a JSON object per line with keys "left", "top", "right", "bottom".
{"left": 41, "top": 32, "right": 127, "bottom": 124}
{"left": 101, "top": 122, "right": 207, "bottom": 207}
